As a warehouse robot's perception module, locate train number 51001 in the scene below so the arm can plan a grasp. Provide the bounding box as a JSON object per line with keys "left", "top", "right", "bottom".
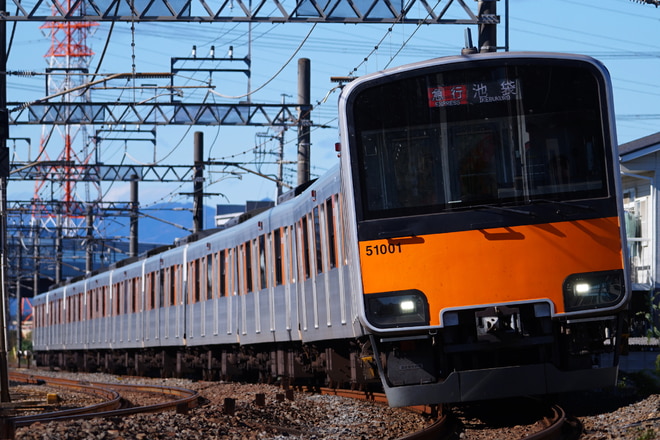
{"left": 365, "top": 243, "right": 402, "bottom": 256}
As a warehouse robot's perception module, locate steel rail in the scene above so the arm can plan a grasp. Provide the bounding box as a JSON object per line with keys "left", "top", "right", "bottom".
{"left": 6, "top": 371, "right": 199, "bottom": 428}
{"left": 523, "top": 403, "right": 582, "bottom": 440}
{"left": 318, "top": 387, "right": 451, "bottom": 440}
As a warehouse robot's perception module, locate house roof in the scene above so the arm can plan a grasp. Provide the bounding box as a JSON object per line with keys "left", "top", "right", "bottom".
{"left": 619, "top": 131, "right": 660, "bottom": 162}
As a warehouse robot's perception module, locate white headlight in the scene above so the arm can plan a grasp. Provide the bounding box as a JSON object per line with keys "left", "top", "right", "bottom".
{"left": 574, "top": 283, "right": 590, "bottom": 295}
{"left": 400, "top": 300, "right": 415, "bottom": 312}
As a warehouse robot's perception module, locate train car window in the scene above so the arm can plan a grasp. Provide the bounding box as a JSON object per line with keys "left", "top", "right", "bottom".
{"left": 144, "top": 274, "right": 150, "bottom": 310}
{"left": 122, "top": 281, "right": 127, "bottom": 314}
{"left": 157, "top": 271, "right": 163, "bottom": 309}
{"left": 351, "top": 61, "right": 611, "bottom": 220}
{"left": 90, "top": 289, "right": 95, "bottom": 319}
{"left": 172, "top": 266, "right": 180, "bottom": 306}
{"left": 190, "top": 259, "right": 199, "bottom": 303}
{"left": 206, "top": 256, "right": 214, "bottom": 300}
{"left": 284, "top": 226, "right": 294, "bottom": 284}
{"left": 199, "top": 258, "right": 205, "bottom": 301}
{"left": 274, "top": 229, "right": 283, "bottom": 286}
{"left": 336, "top": 194, "right": 346, "bottom": 267}
{"left": 219, "top": 250, "right": 226, "bottom": 297}
{"left": 326, "top": 197, "right": 338, "bottom": 270}
{"left": 300, "top": 216, "right": 311, "bottom": 279}
{"left": 102, "top": 286, "right": 108, "bottom": 318}
{"left": 245, "top": 241, "right": 253, "bottom": 293}
{"left": 144, "top": 275, "right": 150, "bottom": 311}
{"left": 125, "top": 280, "right": 130, "bottom": 314}
{"left": 229, "top": 247, "right": 237, "bottom": 296}
{"left": 113, "top": 283, "right": 119, "bottom": 317}
{"left": 160, "top": 268, "right": 167, "bottom": 307}
{"left": 65, "top": 297, "right": 70, "bottom": 323}
{"left": 170, "top": 267, "right": 176, "bottom": 306}
{"left": 258, "top": 235, "right": 267, "bottom": 290}
{"left": 95, "top": 289, "right": 100, "bottom": 318}
{"left": 98, "top": 287, "right": 103, "bottom": 318}
{"left": 133, "top": 278, "right": 140, "bottom": 312}
{"left": 313, "top": 206, "right": 324, "bottom": 274}
{"left": 147, "top": 273, "right": 155, "bottom": 311}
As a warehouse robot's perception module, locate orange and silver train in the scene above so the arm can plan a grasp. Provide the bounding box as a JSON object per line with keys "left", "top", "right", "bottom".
{"left": 33, "top": 52, "right": 630, "bottom": 406}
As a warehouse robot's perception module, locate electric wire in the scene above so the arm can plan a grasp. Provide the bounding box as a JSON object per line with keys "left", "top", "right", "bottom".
{"left": 209, "top": 23, "right": 317, "bottom": 100}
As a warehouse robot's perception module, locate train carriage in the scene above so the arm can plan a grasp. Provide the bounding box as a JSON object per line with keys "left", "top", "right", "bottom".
{"left": 339, "top": 52, "right": 629, "bottom": 405}
{"left": 33, "top": 51, "right": 629, "bottom": 406}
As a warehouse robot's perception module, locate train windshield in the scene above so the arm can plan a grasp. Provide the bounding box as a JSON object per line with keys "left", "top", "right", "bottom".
{"left": 350, "top": 60, "right": 612, "bottom": 220}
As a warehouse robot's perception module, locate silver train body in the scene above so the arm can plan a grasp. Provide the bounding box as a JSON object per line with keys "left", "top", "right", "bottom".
{"left": 33, "top": 52, "right": 629, "bottom": 406}
{"left": 33, "top": 164, "right": 367, "bottom": 364}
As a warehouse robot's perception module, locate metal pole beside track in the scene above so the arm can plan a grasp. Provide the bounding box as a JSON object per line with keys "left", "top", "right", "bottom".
{"left": 0, "top": 0, "right": 12, "bottom": 403}
{"left": 193, "top": 132, "right": 204, "bottom": 234}
{"left": 297, "top": 58, "right": 311, "bottom": 186}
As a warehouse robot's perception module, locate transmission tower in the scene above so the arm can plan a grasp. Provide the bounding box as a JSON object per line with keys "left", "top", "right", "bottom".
{"left": 33, "top": 1, "right": 99, "bottom": 236}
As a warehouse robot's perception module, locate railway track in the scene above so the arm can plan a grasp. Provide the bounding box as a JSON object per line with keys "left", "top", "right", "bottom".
{"left": 2, "top": 371, "right": 199, "bottom": 439}
{"left": 446, "top": 397, "right": 582, "bottom": 440}
{"left": 2, "top": 371, "right": 580, "bottom": 440}
{"left": 318, "top": 387, "right": 579, "bottom": 440}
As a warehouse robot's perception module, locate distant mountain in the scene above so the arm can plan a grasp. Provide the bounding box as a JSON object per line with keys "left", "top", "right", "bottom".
{"left": 113, "top": 202, "right": 218, "bottom": 245}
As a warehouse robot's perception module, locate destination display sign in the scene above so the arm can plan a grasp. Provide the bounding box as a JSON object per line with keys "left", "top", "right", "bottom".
{"left": 427, "top": 79, "right": 519, "bottom": 108}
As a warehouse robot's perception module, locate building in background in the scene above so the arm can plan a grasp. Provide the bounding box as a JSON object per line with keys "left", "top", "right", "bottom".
{"left": 619, "top": 132, "right": 660, "bottom": 336}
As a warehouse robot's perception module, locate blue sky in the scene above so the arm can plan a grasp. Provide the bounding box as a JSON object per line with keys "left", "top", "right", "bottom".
{"left": 5, "top": 0, "right": 660, "bottom": 233}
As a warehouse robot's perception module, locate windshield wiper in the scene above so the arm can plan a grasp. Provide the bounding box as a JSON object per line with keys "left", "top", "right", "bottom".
{"left": 530, "top": 199, "right": 594, "bottom": 214}
{"left": 472, "top": 204, "right": 536, "bottom": 217}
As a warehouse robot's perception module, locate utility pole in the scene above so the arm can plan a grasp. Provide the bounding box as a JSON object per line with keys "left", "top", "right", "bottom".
{"left": 297, "top": 58, "right": 311, "bottom": 186}
{"left": 129, "top": 175, "right": 139, "bottom": 257}
{"left": 55, "top": 208, "right": 62, "bottom": 284}
{"left": 276, "top": 93, "right": 291, "bottom": 199}
{"left": 478, "top": 0, "right": 497, "bottom": 53}
{"left": 85, "top": 207, "right": 93, "bottom": 274}
{"left": 193, "top": 132, "right": 204, "bottom": 234}
{"left": 0, "top": 0, "right": 11, "bottom": 402}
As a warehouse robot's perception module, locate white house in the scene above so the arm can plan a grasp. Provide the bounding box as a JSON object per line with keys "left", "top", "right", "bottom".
{"left": 619, "top": 132, "right": 660, "bottom": 338}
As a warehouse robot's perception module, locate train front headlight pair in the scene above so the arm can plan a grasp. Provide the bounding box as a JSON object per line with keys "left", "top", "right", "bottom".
{"left": 562, "top": 270, "right": 625, "bottom": 312}
{"left": 365, "top": 289, "right": 430, "bottom": 328}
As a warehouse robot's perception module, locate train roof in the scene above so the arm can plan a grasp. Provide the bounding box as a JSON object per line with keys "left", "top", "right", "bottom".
{"left": 43, "top": 163, "right": 340, "bottom": 293}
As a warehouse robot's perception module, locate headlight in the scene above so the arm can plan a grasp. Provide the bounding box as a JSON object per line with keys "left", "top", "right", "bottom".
{"left": 365, "top": 289, "right": 429, "bottom": 328}
{"left": 562, "top": 270, "right": 625, "bottom": 312}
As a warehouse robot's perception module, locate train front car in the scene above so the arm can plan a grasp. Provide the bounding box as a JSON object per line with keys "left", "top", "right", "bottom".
{"left": 339, "top": 52, "right": 630, "bottom": 406}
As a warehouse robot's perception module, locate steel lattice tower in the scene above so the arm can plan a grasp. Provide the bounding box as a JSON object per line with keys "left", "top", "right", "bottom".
{"left": 33, "top": 2, "right": 99, "bottom": 234}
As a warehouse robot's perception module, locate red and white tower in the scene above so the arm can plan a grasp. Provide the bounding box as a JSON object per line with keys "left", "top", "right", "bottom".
{"left": 33, "top": 4, "right": 99, "bottom": 235}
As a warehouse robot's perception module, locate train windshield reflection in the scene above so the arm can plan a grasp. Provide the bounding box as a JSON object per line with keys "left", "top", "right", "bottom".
{"left": 352, "top": 62, "right": 611, "bottom": 220}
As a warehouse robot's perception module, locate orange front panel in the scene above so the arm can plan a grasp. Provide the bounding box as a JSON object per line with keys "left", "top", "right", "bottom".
{"left": 359, "top": 217, "right": 624, "bottom": 325}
